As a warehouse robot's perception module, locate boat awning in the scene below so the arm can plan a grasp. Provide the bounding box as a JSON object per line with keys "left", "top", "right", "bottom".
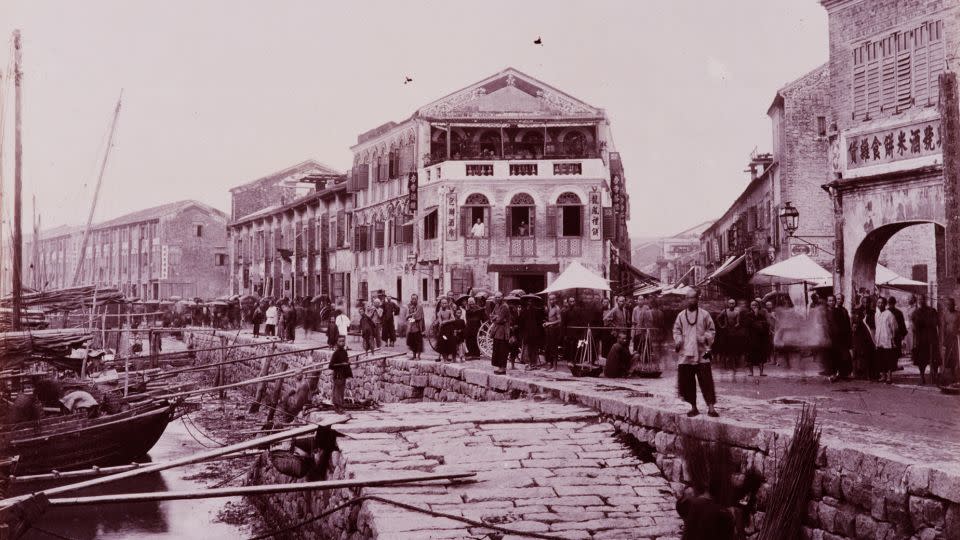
{"left": 701, "top": 254, "right": 746, "bottom": 283}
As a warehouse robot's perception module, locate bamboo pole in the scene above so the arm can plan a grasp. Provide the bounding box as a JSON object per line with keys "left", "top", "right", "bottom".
{"left": 149, "top": 342, "right": 332, "bottom": 381}
{"left": 11, "top": 30, "right": 23, "bottom": 331}
{"left": 46, "top": 472, "right": 475, "bottom": 506}
{"left": 10, "top": 450, "right": 262, "bottom": 483}
{"left": 0, "top": 418, "right": 345, "bottom": 503}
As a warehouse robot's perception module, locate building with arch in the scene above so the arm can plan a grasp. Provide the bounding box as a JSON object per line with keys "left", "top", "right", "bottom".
{"left": 347, "top": 68, "right": 636, "bottom": 319}
{"left": 820, "top": 0, "right": 959, "bottom": 305}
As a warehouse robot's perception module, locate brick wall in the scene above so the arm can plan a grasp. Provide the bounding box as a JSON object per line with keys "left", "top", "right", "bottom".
{"left": 232, "top": 178, "right": 297, "bottom": 221}
{"left": 162, "top": 206, "right": 229, "bottom": 298}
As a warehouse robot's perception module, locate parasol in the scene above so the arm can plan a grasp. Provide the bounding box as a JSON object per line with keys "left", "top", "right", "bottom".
{"left": 455, "top": 294, "right": 471, "bottom": 306}
{"left": 540, "top": 261, "right": 610, "bottom": 294}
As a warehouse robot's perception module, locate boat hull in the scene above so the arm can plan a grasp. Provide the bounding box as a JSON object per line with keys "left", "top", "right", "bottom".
{"left": 1, "top": 401, "right": 176, "bottom": 475}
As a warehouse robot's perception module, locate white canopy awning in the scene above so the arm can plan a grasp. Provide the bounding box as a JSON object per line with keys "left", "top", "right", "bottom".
{"left": 540, "top": 260, "right": 610, "bottom": 294}
{"left": 749, "top": 254, "right": 833, "bottom": 287}
{"left": 876, "top": 265, "right": 927, "bottom": 289}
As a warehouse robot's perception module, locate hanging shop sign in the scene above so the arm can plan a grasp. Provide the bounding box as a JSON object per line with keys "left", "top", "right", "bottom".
{"left": 845, "top": 119, "right": 942, "bottom": 170}
{"left": 446, "top": 190, "right": 458, "bottom": 241}
{"left": 407, "top": 172, "right": 418, "bottom": 213}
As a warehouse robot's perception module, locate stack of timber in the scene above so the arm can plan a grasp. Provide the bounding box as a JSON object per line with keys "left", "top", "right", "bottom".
{"left": 0, "top": 329, "right": 92, "bottom": 369}
{"left": 0, "top": 285, "right": 124, "bottom": 313}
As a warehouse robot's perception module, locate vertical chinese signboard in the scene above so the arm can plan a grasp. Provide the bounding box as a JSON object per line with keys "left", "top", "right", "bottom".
{"left": 446, "top": 190, "right": 458, "bottom": 241}
{"left": 589, "top": 187, "right": 602, "bottom": 240}
{"left": 407, "top": 172, "right": 418, "bottom": 213}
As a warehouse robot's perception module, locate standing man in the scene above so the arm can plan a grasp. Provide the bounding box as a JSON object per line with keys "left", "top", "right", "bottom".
{"left": 406, "top": 294, "right": 425, "bottom": 360}
{"left": 672, "top": 289, "right": 718, "bottom": 417}
{"left": 632, "top": 297, "right": 648, "bottom": 353}
{"left": 328, "top": 334, "right": 352, "bottom": 414}
{"left": 489, "top": 293, "right": 513, "bottom": 375}
{"left": 561, "top": 296, "right": 582, "bottom": 363}
{"left": 543, "top": 294, "right": 562, "bottom": 370}
{"left": 251, "top": 303, "right": 265, "bottom": 338}
{"left": 825, "top": 295, "right": 852, "bottom": 381}
{"left": 887, "top": 297, "right": 906, "bottom": 364}
{"left": 471, "top": 218, "right": 486, "bottom": 238}
{"left": 265, "top": 302, "right": 278, "bottom": 337}
{"left": 380, "top": 293, "right": 399, "bottom": 347}
{"left": 371, "top": 298, "right": 384, "bottom": 349}
{"left": 874, "top": 296, "right": 899, "bottom": 384}
{"left": 464, "top": 296, "right": 484, "bottom": 358}
{"left": 911, "top": 295, "right": 941, "bottom": 385}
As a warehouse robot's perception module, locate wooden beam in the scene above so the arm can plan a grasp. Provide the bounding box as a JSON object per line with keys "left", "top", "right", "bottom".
{"left": 46, "top": 472, "right": 475, "bottom": 506}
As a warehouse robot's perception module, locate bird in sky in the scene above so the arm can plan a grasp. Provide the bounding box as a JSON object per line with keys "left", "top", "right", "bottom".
{"left": 533, "top": 36, "right": 543, "bottom": 45}
{"left": 404, "top": 76, "right": 414, "bottom": 85}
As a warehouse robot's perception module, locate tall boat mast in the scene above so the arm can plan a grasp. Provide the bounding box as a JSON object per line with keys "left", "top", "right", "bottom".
{"left": 11, "top": 30, "right": 24, "bottom": 330}
{"left": 71, "top": 92, "right": 122, "bottom": 287}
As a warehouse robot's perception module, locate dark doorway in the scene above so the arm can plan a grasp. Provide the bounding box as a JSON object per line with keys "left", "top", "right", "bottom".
{"left": 499, "top": 273, "right": 546, "bottom": 295}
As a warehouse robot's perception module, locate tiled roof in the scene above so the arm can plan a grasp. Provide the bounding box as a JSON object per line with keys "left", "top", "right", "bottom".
{"left": 94, "top": 200, "right": 227, "bottom": 229}
{"left": 229, "top": 159, "right": 342, "bottom": 193}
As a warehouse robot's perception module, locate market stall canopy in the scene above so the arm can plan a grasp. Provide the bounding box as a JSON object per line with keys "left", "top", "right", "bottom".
{"left": 749, "top": 254, "right": 833, "bottom": 287}
{"left": 661, "top": 285, "right": 696, "bottom": 296}
{"left": 700, "top": 255, "right": 746, "bottom": 284}
{"left": 540, "top": 261, "right": 610, "bottom": 294}
{"left": 876, "top": 264, "right": 927, "bottom": 290}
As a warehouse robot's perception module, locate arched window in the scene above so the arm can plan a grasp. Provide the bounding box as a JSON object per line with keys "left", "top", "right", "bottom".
{"left": 461, "top": 193, "right": 491, "bottom": 238}
{"left": 508, "top": 193, "right": 535, "bottom": 237}
{"left": 555, "top": 192, "right": 583, "bottom": 237}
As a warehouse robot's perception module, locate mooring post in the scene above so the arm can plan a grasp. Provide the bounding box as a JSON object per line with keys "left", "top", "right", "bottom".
{"left": 249, "top": 342, "right": 276, "bottom": 413}
{"left": 218, "top": 335, "right": 228, "bottom": 400}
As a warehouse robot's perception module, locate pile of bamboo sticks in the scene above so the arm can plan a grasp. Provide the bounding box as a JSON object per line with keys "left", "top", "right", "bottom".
{"left": 0, "top": 328, "right": 92, "bottom": 363}
{"left": 0, "top": 285, "right": 124, "bottom": 312}
{"left": 758, "top": 404, "right": 821, "bottom": 540}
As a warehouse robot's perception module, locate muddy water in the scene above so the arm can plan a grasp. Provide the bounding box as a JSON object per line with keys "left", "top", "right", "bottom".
{"left": 14, "top": 420, "right": 254, "bottom": 540}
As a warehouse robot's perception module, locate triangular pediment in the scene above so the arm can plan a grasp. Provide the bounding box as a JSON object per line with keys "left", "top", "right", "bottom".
{"left": 419, "top": 68, "right": 600, "bottom": 119}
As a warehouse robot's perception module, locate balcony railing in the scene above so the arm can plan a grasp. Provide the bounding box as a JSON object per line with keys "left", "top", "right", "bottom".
{"left": 509, "top": 237, "right": 536, "bottom": 257}
{"left": 509, "top": 163, "right": 538, "bottom": 176}
{"left": 428, "top": 147, "right": 600, "bottom": 164}
{"left": 465, "top": 164, "right": 494, "bottom": 176}
{"left": 556, "top": 237, "right": 582, "bottom": 257}
{"left": 464, "top": 237, "right": 491, "bottom": 257}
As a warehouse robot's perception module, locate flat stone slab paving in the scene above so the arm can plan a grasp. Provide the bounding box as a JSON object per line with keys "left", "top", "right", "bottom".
{"left": 314, "top": 401, "right": 682, "bottom": 539}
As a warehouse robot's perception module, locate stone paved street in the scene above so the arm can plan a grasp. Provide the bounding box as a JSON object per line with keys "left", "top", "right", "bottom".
{"left": 312, "top": 401, "right": 682, "bottom": 539}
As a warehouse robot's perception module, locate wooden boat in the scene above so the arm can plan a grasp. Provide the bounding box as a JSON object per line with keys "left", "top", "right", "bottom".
{"left": 0, "top": 399, "right": 178, "bottom": 475}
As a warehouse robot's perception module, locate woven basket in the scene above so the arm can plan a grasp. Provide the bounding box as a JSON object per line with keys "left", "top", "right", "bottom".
{"left": 269, "top": 448, "right": 314, "bottom": 478}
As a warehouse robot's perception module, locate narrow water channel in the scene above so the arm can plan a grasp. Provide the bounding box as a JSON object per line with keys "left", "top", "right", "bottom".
{"left": 14, "top": 420, "right": 253, "bottom": 540}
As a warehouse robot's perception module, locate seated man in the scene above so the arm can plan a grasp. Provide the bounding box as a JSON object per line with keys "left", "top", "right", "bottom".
{"left": 604, "top": 332, "right": 632, "bottom": 378}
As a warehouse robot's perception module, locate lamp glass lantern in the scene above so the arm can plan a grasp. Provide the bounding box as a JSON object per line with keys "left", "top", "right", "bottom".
{"left": 779, "top": 202, "right": 800, "bottom": 237}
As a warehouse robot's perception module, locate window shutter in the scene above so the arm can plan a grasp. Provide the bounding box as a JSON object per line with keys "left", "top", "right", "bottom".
{"left": 321, "top": 215, "right": 329, "bottom": 252}
{"left": 853, "top": 46, "right": 867, "bottom": 118}
{"left": 603, "top": 207, "right": 614, "bottom": 240}
{"left": 926, "top": 21, "right": 944, "bottom": 102}
{"left": 529, "top": 206, "right": 536, "bottom": 236}
{"left": 880, "top": 35, "right": 896, "bottom": 112}
{"left": 461, "top": 208, "right": 471, "bottom": 237}
{"left": 913, "top": 27, "right": 929, "bottom": 105}
{"left": 896, "top": 32, "right": 912, "bottom": 108}
{"left": 359, "top": 163, "right": 370, "bottom": 191}
{"left": 546, "top": 205, "right": 557, "bottom": 237}
{"left": 307, "top": 218, "right": 315, "bottom": 254}
{"left": 866, "top": 43, "right": 881, "bottom": 115}
{"left": 506, "top": 207, "right": 513, "bottom": 238}
{"left": 402, "top": 223, "right": 414, "bottom": 244}
{"left": 403, "top": 142, "right": 415, "bottom": 174}
{"left": 347, "top": 168, "right": 357, "bottom": 193}
{"left": 337, "top": 211, "right": 346, "bottom": 247}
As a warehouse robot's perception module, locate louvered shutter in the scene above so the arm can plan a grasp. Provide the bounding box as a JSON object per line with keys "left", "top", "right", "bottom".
{"left": 273, "top": 227, "right": 282, "bottom": 257}
{"left": 359, "top": 164, "right": 370, "bottom": 191}
{"left": 321, "top": 215, "right": 330, "bottom": 252}
{"left": 880, "top": 35, "right": 896, "bottom": 112}
{"left": 336, "top": 211, "right": 345, "bottom": 247}
{"left": 603, "top": 207, "right": 614, "bottom": 240}
{"left": 866, "top": 42, "right": 881, "bottom": 115}
{"left": 529, "top": 207, "right": 536, "bottom": 236}
{"left": 307, "top": 218, "right": 316, "bottom": 254}
{"left": 582, "top": 205, "right": 590, "bottom": 239}
{"left": 913, "top": 27, "right": 929, "bottom": 106}
{"left": 506, "top": 207, "right": 513, "bottom": 238}
{"left": 461, "top": 208, "right": 471, "bottom": 237}
{"left": 545, "top": 205, "right": 557, "bottom": 237}
{"left": 402, "top": 223, "right": 414, "bottom": 244}
{"left": 852, "top": 52, "right": 866, "bottom": 118}
{"left": 896, "top": 32, "right": 912, "bottom": 108}
{"left": 926, "top": 21, "right": 944, "bottom": 103}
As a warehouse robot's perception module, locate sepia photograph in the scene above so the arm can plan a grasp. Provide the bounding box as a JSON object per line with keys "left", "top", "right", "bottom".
{"left": 0, "top": 1, "right": 958, "bottom": 538}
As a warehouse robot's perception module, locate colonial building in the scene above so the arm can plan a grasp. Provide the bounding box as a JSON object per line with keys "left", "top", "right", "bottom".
{"left": 25, "top": 200, "right": 229, "bottom": 299}
{"left": 227, "top": 161, "right": 353, "bottom": 305}
{"left": 821, "top": 0, "right": 958, "bottom": 304}
{"left": 345, "top": 68, "right": 635, "bottom": 319}
{"left": 648, "top": 221, "right": 713, "bottom": 286}
{"left": 700, "top": 64, "right": 834, "bottom": 297}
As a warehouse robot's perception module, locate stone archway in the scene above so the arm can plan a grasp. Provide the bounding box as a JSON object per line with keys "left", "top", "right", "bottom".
{"left": 851, "top": 219, "right": 944, "bottom": 298}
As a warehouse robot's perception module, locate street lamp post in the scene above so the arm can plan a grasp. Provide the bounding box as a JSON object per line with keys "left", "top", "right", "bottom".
{"left": 778, "top": 201, "right": 834, "bottom": 256}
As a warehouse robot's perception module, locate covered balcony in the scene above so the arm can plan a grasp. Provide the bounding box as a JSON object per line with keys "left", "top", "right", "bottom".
{"left": 426, "top": 124, "right": 601, "bottom": 165}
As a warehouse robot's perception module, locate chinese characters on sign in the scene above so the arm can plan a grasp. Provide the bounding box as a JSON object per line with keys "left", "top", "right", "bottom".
{"left": 846, "top": 120, "right": 942, "bottom": 170}
{"left": 446, "top": 190, "right": 458, "bottom": 241}
{"left": 589, "top": 187, "right": 601, "bottom": 240}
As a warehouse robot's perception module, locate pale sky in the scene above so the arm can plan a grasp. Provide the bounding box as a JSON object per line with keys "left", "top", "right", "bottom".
{"left": 0, "top": 0, "right": 829, "bottom": 238}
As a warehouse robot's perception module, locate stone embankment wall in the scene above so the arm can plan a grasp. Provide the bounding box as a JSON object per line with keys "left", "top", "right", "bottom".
{"left": 186, "top": 332, "right": 959, "bottom": 539}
